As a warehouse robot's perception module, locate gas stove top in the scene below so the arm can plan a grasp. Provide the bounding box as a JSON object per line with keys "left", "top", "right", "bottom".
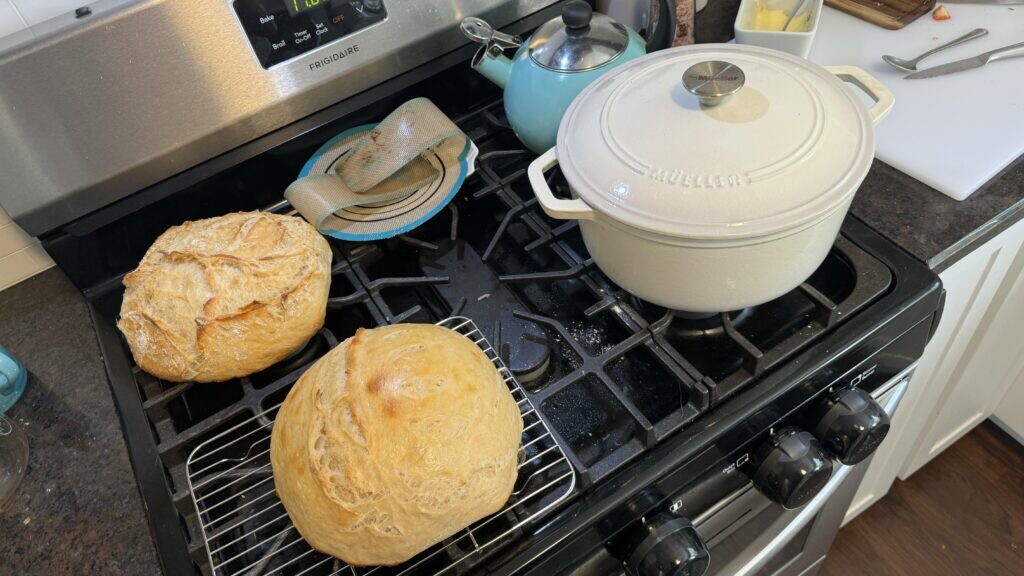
{"left": 39, "top": 62, "right": 942, "bottom": 576}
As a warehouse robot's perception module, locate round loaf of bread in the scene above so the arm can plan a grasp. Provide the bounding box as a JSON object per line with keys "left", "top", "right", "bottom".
{"left": 117, "top": 211, "right": 332, "bottom": 382}
{"left": 270, "top": 323, "right": 523, "bottom": 566}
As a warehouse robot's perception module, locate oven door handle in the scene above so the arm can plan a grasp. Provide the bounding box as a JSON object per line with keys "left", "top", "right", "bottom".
{"left": 714, "top": 378, "right": 910, "bottom": 576}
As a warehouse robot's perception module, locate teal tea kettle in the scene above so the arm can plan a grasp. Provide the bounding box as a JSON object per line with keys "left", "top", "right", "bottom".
{"left": 0, "top": 345, "right": 26, "bottom": 415}
{"left": 461, "top": 1, "right": 647, "bottom": 153}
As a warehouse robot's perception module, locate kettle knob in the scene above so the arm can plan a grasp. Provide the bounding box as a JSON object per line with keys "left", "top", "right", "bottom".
{"left": 562, "top": 0, "right": 593, "bottom": 31}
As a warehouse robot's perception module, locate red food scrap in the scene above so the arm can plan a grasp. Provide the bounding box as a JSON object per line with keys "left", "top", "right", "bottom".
{"left": 932, "top": 5, "right": 951, "bottom": 20}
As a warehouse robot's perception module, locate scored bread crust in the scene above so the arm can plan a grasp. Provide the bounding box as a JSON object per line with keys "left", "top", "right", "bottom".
{"left": 270, "top": 324, "right": 524, "bottom": 566}
{"left": 117, "top": 211, "right": 332, "bottom": 382}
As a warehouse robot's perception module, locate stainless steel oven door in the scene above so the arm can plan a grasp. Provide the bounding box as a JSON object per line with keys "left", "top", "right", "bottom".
{"left": 695, "top": 366, "right": 914, "bottom": 576}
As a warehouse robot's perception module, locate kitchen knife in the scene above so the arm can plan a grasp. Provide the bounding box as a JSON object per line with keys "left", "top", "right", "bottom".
{"left": 906, "top": 41, "right": 1024, "bottom": 79}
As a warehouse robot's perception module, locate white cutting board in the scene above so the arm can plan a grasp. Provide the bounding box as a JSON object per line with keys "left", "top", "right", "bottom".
{"left": 807, "top": 6, "right": 1024, "bottom": 200}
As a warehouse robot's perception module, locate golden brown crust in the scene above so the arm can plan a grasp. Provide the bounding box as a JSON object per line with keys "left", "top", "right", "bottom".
{"left": 117, "top": 212, "right": 332, "bottom": 382}
{"left": 270, "top": 324, "right": 524, "bottom": 566}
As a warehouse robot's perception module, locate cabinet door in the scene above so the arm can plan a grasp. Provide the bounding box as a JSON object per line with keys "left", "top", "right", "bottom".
{"left": 839, "top": 218, "right": 1024, "bottom": 511}
{"left": 993, "top": 364, "right": 1024, "bottom": 445}
{"left": 902, "top": 218, "right": 1024, "bottom": 477}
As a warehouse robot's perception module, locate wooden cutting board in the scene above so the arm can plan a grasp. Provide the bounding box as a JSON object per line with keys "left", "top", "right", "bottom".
{"left": 824, "top": 0, "right": 936, "bottom": 29}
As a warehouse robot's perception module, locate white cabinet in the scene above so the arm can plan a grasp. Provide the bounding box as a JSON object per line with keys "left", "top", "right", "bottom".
{"left": 843, "top": 216, "right": 1024, "bottom": 522}
{"left": 901, "top": 218, "right": 1024, "bottom": 477}
{"left": 993, "top": 366, "right": 1024, "bottom": 445}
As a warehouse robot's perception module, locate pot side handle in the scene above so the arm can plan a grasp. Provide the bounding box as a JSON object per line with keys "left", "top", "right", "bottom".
{"left": 825, "top": 66, "right": 895, "bottom": 125}
{"left": 528, "top": 148, "right": 595, "bottom": 221}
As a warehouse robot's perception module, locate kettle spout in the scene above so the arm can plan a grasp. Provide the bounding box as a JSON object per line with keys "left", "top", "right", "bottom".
{"left": 471, "top": 47, "right": 513, "bottom": 90}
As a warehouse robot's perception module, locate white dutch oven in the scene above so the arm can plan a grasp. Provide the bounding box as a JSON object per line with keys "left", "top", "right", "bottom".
{"left": 527, "top": 44, "right": 894, "bottom": 313}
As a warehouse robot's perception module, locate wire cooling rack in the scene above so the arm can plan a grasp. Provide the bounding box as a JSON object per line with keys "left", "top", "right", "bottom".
{"left": 186, "top": 317, "right": 576, "bottom": 576}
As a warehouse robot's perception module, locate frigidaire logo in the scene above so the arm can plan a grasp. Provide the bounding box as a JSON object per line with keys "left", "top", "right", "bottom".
{"left": 309, "top": 44, "right": 360, "bottom": 71}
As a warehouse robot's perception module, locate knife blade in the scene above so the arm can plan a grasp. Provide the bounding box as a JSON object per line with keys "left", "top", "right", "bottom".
{"left": 906, "top": 41, "right": 1024, "bottom": 79}
{"left": 905, "top": 55, "right": 989, "bottom": 78}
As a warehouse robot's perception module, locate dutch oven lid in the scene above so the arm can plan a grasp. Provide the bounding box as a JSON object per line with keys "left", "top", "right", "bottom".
{"left": 556, "top": 44, "right": 882, "bottom": 239}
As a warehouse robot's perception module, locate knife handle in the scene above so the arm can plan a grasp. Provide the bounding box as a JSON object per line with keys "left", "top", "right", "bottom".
{"left": 986, "top": 41, "right": 1024, "bottom": 63}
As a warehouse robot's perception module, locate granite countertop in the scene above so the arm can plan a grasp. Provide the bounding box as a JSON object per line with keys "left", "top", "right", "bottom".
{"left": 852, "top": 156, "right": 1024, "bottom": 273}
{"left": 0, "top": 269, "right": 160, "bottom": 575}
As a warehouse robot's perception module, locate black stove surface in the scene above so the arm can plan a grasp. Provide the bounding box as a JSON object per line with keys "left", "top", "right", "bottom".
{"left": 41, "top": 64, "right": 941, "bottom": 576}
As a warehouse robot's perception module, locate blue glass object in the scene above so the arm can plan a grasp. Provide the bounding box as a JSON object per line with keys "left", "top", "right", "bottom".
{"left": 0, "top": 345, "right": 26, "bottom": 415}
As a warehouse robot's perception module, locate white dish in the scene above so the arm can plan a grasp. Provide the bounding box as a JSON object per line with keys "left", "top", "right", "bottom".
{"left": 734, "top": 0, "right": 823, "bottom": 58}
{"left": 528, "top": 45, "right": 894, "bottom": 312}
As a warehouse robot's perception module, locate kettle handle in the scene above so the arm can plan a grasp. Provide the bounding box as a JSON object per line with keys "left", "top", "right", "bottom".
{"left": 825, "top": 66, "right": 895, "bottom": 125}
{"left": 528, "top": 148, "right": 594, "bottom": 221}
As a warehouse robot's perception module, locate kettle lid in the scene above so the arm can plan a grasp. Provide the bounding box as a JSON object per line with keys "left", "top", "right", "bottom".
{"left": 528, "top": 0, "right": 630, "bottom": 72}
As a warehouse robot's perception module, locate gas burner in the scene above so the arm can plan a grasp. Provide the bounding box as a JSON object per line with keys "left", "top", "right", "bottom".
{"left": 672, "top": 311, "right": 721, "bottom": 321}
{"left": 419, "top": 238, "right": 552, "bottom": 381}
{"left": 665, "top": 309, "right": 755, "bottom": 341}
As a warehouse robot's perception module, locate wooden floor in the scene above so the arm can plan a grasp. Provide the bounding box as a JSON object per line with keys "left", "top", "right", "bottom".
{"left": 820, "top": 421, "right": 1024, "bottom": 576}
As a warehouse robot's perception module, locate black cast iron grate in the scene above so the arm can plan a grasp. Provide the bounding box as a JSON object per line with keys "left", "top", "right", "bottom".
{"left": 114, "top": 99, "right": 891, "bottom": 574}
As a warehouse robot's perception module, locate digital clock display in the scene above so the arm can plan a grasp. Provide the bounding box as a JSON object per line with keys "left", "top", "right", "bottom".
{"left": 286, "top": 0, "right": 324, "bottom": 16}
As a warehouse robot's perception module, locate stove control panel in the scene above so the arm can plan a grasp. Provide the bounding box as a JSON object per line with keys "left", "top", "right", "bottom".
{"left": 233, "top": 0, "right": 387, "bottom": 68}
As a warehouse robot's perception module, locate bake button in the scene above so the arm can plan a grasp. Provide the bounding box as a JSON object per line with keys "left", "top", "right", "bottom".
{"left": 257, "top": 13, "right": 278, "bottom": 35}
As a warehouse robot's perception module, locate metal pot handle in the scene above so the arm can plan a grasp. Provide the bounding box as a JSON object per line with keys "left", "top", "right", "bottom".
{"left": 528, "top": 147, "right": 595, "bottom": 221}
{"left": 825, "top": 66, "right": 895, "bottom": 125}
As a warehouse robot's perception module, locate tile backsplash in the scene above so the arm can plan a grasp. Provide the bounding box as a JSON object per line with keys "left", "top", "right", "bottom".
{"left": 0, "top": 208, "right": 53, "bottom": 291}
{"left": 0, "top": 0, "right": 84, "bottom": 288}
{"left": 0, "top": 0, "right": 86, "bottom": 39}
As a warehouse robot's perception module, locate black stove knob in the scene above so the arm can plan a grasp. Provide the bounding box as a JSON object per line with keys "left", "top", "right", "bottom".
{"left": 813, "top": 387, "right": 891, "bottom": 465}
{"left": 750, "top": 427, "right": 833, "bottom": 510}
{"left": 624, "top": 513, "right": 710, "bottom": 576}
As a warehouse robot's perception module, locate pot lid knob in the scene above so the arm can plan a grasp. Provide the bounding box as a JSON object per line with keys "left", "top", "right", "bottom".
{"left": 528, "top": 0, "right": 630, "bottom": 72}
{"left": 562, "top": 1, "right": 592, "bottom": 30}
{"left": 682, "top": 61, "right": 745, "bottom": 107}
